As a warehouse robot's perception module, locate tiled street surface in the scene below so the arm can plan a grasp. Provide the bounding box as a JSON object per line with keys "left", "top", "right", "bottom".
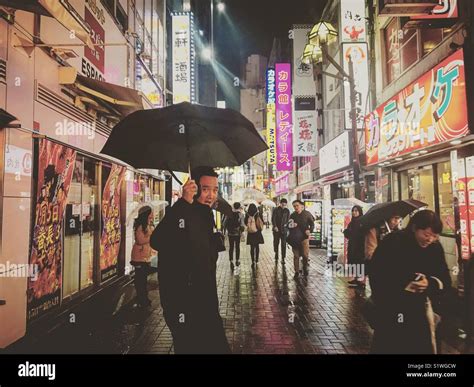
{"left": 9, "top": 229, "right": 465, "bottom": 354}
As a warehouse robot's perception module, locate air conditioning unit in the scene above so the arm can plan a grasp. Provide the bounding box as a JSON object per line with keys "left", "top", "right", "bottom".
{"left": 379, "top": 0, "right": 439, "bottom": 16}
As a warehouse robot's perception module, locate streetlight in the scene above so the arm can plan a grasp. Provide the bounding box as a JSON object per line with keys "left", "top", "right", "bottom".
{"left": 202, "top": 47, "right": 212, "bottom": 61}
{"left": 303, "top": 21, "right": 361, "bottom": 199}
{"left": 210, "top": 1, "right": 225, "bottom": 107}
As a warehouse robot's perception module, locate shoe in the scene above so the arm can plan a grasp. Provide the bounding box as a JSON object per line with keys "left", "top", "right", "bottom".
{"left": 230, "top": 262, "right": 235, "bottom": 272}
{"left": 356, "top": 281, "right": 366, "bottom": 289}
{"left": 281, "top": 259, "right": 285, "bottom": 265}
{"left": 348, "top": 279, "right": 358, "bottom": 285}
{"left": 236, "top": 260, "right": 240, "bottom": 267}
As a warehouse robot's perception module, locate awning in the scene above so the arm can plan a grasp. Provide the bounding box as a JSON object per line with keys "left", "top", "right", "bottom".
{"left": 0, "top": 0, "right": 93, "bottom": 49}
{"left": 0, "top": 108, "right": 17, "bottom": 128}
{"left": 59, "top": 67, "right": 144, "bottom": 117}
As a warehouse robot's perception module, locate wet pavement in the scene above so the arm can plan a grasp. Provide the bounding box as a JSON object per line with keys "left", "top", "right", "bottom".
{"left": 8, "top": 229, "right": 468, "bottom": 354}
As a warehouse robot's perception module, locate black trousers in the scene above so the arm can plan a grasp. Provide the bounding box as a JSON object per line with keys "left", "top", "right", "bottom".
{"left": 273, "top": 232, "right": 287, "bottom": 258}
{"left": 250, "top": 244, "right": 260, "bottom": 263}
{"left": 133, "top": 262, "right": 152, "bottom": 306}
{"left": 228, "top": 235, "right": 241, "bottom": 263}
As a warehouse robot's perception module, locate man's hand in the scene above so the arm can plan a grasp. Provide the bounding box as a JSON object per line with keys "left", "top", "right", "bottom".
{"left": 274, "top": 227, "right": 279, "bottom": 232}
{"left": 182, "top": 179, "right": 197, "bottom": 204}
{"left": 410, "top": 274, "right": 428, "bottom": 293}
{"left": 305, "top": 230, "right": 310, "bottom": 236}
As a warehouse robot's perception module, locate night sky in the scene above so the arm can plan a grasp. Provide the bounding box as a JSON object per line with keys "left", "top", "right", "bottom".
{"left": 207, "top": 0, "right": 327, "bottom": 108}
{"left": 215, "top": 0, "right": 326, "bottom": 74}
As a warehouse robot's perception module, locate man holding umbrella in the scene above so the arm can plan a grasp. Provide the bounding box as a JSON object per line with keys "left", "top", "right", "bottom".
{"left": 150, "top": 166, "right": 230, "bottom": 354}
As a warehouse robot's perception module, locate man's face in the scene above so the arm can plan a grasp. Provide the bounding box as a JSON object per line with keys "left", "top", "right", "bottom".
{"left": 388, "top": 216, "right": 402, "bottom": 230}
{"left": 197, "top": 176, "right": 219, "bottom": 207}
{"left": 414, "top": 227, "right": 439, "bottom": 248}
{"left": 293, "top": 202, "right": 304, "bottom": 214}
{"left": 280, "top": 201, "right": 287, "bottom": 208}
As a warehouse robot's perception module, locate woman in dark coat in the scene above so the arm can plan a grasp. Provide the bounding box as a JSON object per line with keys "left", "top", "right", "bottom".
{"left": 343, "top": 205, "right": 365, "bottom": 286}
{"left": 369, "top": 210, "right": 451, "bottom": 354}
{"left": 245, "top": 203, "right": 264, "bottom": 267}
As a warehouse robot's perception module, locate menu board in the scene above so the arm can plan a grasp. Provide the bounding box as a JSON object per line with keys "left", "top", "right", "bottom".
{"left": 304, "top": 200, "right": 322, "bottom": 247}
{"left": 329, "top": 207, "right": 351, "bottom": 257}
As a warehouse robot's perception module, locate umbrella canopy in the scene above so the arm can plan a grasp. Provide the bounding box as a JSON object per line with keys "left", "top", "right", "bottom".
{"left": 232, "top": 188, "right": 267, "bottom": 202}
{"left": 241, "top": 198, "right": 258, "bottom": 206}
{"left": 261, "top": 199, "right": 276, "bottom": 207}
{"left": 101, "top": 102, "right": 268, "bottom": 173}
{"left": 126, "top": 200, "right": 169, "bottom": 226}
{"left": 359, "top": 199, "right": 427, "bottom": 228}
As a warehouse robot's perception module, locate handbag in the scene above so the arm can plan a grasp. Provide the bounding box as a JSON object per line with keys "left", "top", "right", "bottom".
{"left": 213, "top": 231, "right": 226, "bottom": 252}
{"left": 287, "top": 226, "right": 305, "bottom": 248}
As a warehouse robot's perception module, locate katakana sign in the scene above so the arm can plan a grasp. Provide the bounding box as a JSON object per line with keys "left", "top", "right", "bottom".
{"left": 275, "top": 63, "right": 293, "bottom": 171}
{"left": 365, "top": 49, "right": 468, "bottom": 166}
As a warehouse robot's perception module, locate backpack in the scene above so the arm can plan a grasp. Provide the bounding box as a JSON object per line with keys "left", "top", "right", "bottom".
{"left": 227, "top": 212, "right": 241, "bottom": 234}
{"left": 247, "top": 215, "right": 258, "bottom": 233}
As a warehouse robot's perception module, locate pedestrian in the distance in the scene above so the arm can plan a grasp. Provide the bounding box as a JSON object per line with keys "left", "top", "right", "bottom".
{"left": 245, "top": 203, "right": 264, "bottom": 268}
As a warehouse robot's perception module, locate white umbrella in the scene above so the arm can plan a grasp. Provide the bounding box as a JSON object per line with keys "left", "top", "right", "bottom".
{"left": 261, "top": 199, "right": 276, "bottom": 207}
{"left": 126, "top": 200, "right": 169, "bottom": 226}
{"left": 232, "top": 188, "right": 266, "bottom": 202}
{"left": 241, "top": 198, "right": 258, "bottom": 206}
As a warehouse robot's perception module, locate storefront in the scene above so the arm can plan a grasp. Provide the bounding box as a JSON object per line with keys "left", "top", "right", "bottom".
{"left": 365, "top": 48, "right": 473, "bottom": 287}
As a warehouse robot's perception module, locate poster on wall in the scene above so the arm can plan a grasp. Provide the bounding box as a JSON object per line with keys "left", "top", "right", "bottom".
{"left": 100, "top": 164, "right": 125, "bottom": 282}
{"left": 304, "top": 200, "right": 322, "bottom": 247}
{"left": 28, "top": 140, "right": 76, "bottom": 321}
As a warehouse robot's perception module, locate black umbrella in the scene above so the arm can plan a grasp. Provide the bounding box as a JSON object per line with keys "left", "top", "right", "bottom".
{"left": 0, "top": 108, "right": 17, "bottom": 128}
{"left": 100, "top": 102, "right": 268, "bottom": 173}
{"left": 359, "top": 199, "right": 427, "bottom": 228}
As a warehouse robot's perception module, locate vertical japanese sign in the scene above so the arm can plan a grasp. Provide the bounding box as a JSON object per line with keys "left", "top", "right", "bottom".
{"left": 28, "top": 140, "right": 76, "bottom": 321}
{"left": 294, "top": 111, "right": 317, "bottom": 156}
{"left": 365, "top": 49, "right": 468, "bottom": 165}
{"left": 292, "top": 25, "right": 316, "bottom": 95}
{"left": 100, "top": 164, "right": 125, "bottom": 282}
{"left": 458, "top": 157, "right": 474, "bottom": 260}
{"left": 84, "top": 7, "right": 105, "bottom": 74}
{"left": 172, "top": 13, "right": 194, "bottom": 104}
{"left": 266, "top": 68, "right": 276, "bottom": 165}
{"left": 342, "top": 43, "right": 369, "bottom": 130}
{"left": 275, "top": 173, "right": 290, "bottom": 195}
{"left": 340, "top": 0, "right": 367, "bottom": 43}
{"left": 275, "top": 63, "right": 293, "bottom": 171}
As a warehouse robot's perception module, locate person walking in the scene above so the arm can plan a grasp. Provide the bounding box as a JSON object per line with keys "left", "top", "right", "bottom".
{"left": 288, "top": 200, "right": 314, "bottom": 279}
{"left": 343, "top": 205, "right": 365, "bottom": 288}
{"left": 224, "top": 202, "right": 245, "bottom": 271}
{"left": 369, "top": 210, "right": 451, "bottom": 354}
{"left": 150, "top": 166, "right": 230, "bottom": 354}
{"left": 131, "top": 205, "right": 156, "bottom": 308}
{"left": 245, "top": 203, "right": 264, "bottom": 268}
{"left": 272, "top": 198, "right": 290, "bottom": 263}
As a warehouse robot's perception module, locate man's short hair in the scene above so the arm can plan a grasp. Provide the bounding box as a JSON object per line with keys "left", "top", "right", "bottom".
{"left": 233, "top": 202, "right": 241, "bottom": 210}
{"left": 292, "top": 199, "right": 304, "bottom": 206}
{"left": 191, "top": 166, "right": 218, "bottom": 185}
{"left": 280, "top": 198, "right": 287, "bottom": 204}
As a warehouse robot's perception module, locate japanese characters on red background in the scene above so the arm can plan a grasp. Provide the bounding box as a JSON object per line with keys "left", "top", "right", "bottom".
{"left": 275, "top": 63, "right": 293, "bottom": 171}
{"left": 100, "top": 164, "right": 125, "bottom": 282}
{"left": 28, "top": 140, "right": 76, "bottom": 321}
{"left": 365, "top": 49, "right": 469, "bottom": 166}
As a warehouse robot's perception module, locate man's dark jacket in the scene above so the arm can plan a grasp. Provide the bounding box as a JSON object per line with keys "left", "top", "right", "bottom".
{"left": 150, "top": 198, "right": 230, "bottom": 354}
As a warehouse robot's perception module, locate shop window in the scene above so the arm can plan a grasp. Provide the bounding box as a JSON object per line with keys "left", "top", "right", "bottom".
{"left": 437, "top": 161, "right": 455, "bottom": 235}
{"left": 400, "top": 166, "right": 435, "bottom": 211}
{"left": 63, "top": 156, "right": 99, "bottom": 299}
{"left": 384, "top": 18, "right": 445, "bottom": 85}
{"left": 421, "top": 28, "right": 443, "bottom": 56}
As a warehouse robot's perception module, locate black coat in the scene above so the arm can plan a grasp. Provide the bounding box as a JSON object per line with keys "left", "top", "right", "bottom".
{"left": 343, "top": 217, "right": 365, "bottom": 265}
{"left": 150, "top": 198, "right": 230, "bottom": 354}
{"left": 271, "top": 206, "right": 290, "bottom": 233}
{"left": 368, "top": 230, "right": 451, "bottom": 354}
